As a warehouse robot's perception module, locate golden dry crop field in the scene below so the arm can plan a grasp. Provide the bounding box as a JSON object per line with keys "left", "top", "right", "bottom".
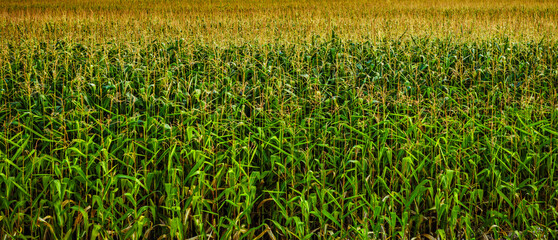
{"left": 1, "top": 0, "right": 558, "bottom": 44}
{"left": 1, "top": 0, "right": 558, "bottom": 239}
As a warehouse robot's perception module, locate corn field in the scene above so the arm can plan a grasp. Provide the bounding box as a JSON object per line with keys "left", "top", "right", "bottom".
{"left": 1, "top": 0, "right": 557, "bottom": 239}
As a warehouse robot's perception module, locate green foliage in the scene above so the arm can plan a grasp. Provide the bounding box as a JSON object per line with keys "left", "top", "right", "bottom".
{"left": 0, "top": 37, "right": 557, "bottom": 239}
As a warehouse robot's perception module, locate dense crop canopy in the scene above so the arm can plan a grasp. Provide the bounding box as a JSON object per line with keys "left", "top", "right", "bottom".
{"left": 1, "top": 37, "right": 557, "bottom": 239}
{"left": 1, "top": 0, "right": 558, "bottom": 239}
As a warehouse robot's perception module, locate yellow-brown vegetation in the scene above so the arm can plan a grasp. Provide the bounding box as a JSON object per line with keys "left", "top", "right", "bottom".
{"left": 1, "top": 0, "right": 557, "bottom": 44}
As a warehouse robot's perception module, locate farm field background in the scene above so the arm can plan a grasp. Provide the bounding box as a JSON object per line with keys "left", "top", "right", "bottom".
{"left": 1, "top": 0, "right": 558, "bottom": 239}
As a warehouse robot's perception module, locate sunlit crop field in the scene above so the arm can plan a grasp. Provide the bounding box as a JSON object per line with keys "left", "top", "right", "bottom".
{"left": 1, "top": 0, "right": 557, "bottom": 239}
